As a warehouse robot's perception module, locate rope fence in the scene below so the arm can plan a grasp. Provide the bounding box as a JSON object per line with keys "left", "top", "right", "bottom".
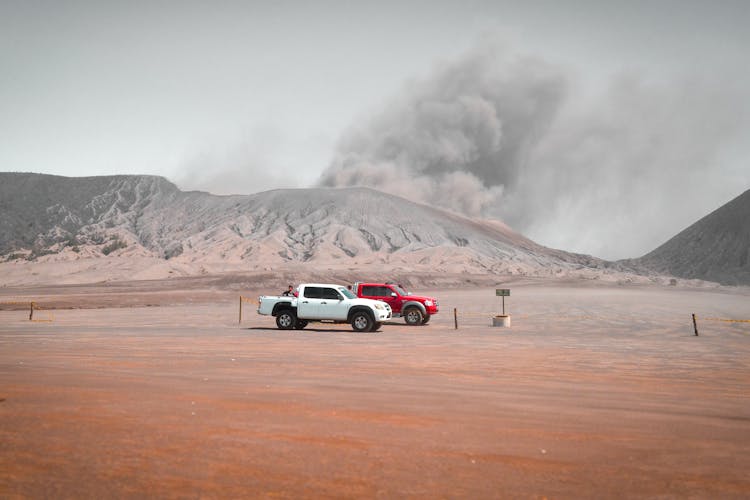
{"left": 5, "top": 295, "right": 743, "bottom": 333}
{"left": 701, "top": 317, "right": 750, "bottom": 323}
{"left": 0, "top": 301, "right": 54, "bottom": 322}
{"left": 450, "top": 311, "right": 600, "bottom": 321}
{"left": 457, "top": 310, "right": 748, "bottom": 324}
{"left": 692, "top": 314, "right": 750, "bottom": 336}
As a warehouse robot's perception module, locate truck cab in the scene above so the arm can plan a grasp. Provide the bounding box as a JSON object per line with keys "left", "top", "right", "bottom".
{"left": 296, "top": 285, "right": 355, "bottom": 320}
{"left": 354, "top": 282, "right": 439, "bottom": 325}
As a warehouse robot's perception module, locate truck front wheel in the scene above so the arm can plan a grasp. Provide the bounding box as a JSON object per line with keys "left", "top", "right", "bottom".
{"left": 276, "top": 310, "right": 296, "bottom": 330}
{"left": 404, "top": 307, "right": 423, "bottom": 325}
{"left": 351, "top": 311, "right": 373, "bottom": 332}
{"left": 421, "top": 315, "right": 431, "bottom": 325}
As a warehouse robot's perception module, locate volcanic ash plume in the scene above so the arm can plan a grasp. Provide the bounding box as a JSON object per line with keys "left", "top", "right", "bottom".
{"left": 318, "top": 45, "right": 567, "bottom": 217}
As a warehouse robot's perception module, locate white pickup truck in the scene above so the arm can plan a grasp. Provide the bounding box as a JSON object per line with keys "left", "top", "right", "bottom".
{"left": 257, "top": 283, "right": 392, "bottom": 332}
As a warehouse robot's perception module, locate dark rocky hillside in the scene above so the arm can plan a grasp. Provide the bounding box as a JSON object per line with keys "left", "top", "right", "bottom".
{"left": 631, "top": 188, "right": 750, "bottom": 286}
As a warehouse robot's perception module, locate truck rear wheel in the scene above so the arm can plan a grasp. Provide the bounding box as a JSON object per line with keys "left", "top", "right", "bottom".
{"left": 276, "top": 310, "right": 296, "bottom": 330}
{"left": 351, "top": 311, "right": 373, "bottom": 332}
{"left": 404, "top": 307, "right": 423, "bottom": 325}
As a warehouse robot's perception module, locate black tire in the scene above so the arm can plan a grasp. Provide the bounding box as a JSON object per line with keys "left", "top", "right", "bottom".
{"left": 421, "top": 315, "right": 431, "bottom": 325}
{"left": 294, "top": 319, "right": 308, "bottom": 330}
{"left": 404, "top": 307, "right": 423, "bottom": 325}
{"left": 351, "top": 311, "right": 374, "bottom": 332}
{"left": 371, "top": 322, "right": 382, "bottom": 332}
{"left": 275, "top": 310, "right": 296, "bottom": 330}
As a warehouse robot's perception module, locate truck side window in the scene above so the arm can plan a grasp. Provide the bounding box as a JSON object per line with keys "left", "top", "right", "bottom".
{"left": 303, "top": 287, "right": 322, "bottom": 299}
{"left": 362, "top": 286, "right": 377, "bottom": 296}
{"left": 321, "top": 288, "right": 342, "bottom": 300}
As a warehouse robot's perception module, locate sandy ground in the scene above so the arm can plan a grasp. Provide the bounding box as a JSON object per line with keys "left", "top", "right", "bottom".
{"left": 1, "top": 281, "right": 750, "bottom": 498}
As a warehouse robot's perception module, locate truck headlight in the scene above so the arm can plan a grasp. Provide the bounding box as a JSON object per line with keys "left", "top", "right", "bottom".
{"left": 373, "top": 303, "right": 385, "bottom": 310}
{"left": 424, "top": 300, "right": 433, "bottom": 307}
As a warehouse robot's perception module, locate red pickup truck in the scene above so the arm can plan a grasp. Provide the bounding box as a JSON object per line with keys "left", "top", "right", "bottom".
{"left": 354, "top": 282, "right": 439, "bottom": 325}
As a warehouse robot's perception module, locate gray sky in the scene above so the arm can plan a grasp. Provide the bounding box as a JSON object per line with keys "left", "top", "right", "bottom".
{"left": 2, "top": 0, "right": 749, "bottom": 259}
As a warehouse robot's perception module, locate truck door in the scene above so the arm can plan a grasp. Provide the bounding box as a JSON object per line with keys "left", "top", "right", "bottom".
{"left": 298, "top": 286, "right": 324, "bottom": 318}
{"left": 316, "top": 287, "right": 348, "bottom": 320}
{"left": 380, "top": 286, "right": 402, "bottom": 313}
{"left": 361, "top": 285, "right": 400, "bottom": 314}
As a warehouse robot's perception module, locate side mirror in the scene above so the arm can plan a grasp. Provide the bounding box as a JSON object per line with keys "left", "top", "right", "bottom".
{"left": 390, "top": 292, "right": 397, "bottom": 297}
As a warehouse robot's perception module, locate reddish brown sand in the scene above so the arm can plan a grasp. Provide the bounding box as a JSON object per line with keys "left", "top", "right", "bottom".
{"left": 1, "top": 282, "right": 749, "bottom": 498}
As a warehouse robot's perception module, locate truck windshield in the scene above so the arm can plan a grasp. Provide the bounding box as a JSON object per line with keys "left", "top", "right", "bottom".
{"left": 393, "top": 285, "right": 409, "bottom": 296}
{"left": 339, "top": 287, "right": 356, "bottom": 299}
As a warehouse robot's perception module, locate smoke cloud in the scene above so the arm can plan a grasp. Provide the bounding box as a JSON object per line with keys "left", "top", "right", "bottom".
{"left": 318, "top": 43, "right": 748, "bottom": 260}
{"left": 320, "top": 45, "right": 566, "bottom": 216}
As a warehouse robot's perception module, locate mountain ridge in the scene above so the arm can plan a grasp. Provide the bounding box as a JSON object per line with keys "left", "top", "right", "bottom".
{"left": 0, "top": 172, "right": 621, "bottom": 274}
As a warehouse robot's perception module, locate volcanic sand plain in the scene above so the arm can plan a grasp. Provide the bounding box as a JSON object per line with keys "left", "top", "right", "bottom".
{"left": 1, "top": 279, "right": 750, "bottom": 498}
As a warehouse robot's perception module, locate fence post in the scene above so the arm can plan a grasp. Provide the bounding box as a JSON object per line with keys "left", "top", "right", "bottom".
{"left": 29, "top": 302, "right": 34, "bottom": 321}
{"left": 692, "top": 313, "right": 699, "bottom": 336}
{"left": 454, "top": 308, "right": 458, "bottom": 330}
{"left": 239, "top": 296, "right": 242, "bottom": 325}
